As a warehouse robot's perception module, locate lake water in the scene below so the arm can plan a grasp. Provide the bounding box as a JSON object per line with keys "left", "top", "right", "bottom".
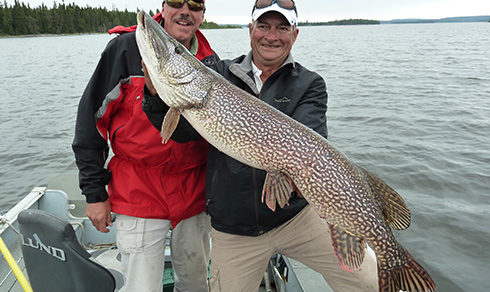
{"left": 1, "top": 23, "right": 489, "bottom": 291}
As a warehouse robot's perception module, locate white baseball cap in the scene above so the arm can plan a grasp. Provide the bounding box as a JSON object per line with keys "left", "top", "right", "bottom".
{"left": 252, "top": 2, "right": 298, "bottom": 26}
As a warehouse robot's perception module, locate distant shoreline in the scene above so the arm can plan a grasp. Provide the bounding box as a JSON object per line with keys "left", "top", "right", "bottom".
{"left": 0, "top": 32, "right": 107, "bottom": 39}
{"left": 299, "top": 19, "right": 380, "bottom": 26}
{"left": 3, "top": 19, "right": 489, "bottom": 38}
{"left": 0, "top": 26, "right": 243, "bottom": 39}
{"left": 380, "top": 15, "right": 490, "bottom": 24}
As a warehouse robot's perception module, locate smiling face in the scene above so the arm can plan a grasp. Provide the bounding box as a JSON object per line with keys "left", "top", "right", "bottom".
{"left": 249, "top": 11, "right": 299, "bottom": 70}
{"left": 162, "top": 2, "right": 205, "bottom": 49}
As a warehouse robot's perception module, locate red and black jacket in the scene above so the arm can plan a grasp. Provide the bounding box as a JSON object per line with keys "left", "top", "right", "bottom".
{"left": 72, "top": 13, "right": 219, "bottom": 226}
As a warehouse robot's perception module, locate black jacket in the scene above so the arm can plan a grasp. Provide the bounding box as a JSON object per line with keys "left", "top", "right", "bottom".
{"left": 144, "top": 52, "right": 328, "bottom": 236}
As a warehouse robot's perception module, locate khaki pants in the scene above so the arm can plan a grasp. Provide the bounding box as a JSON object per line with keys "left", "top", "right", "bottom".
{"left": 116, "top": 212, "right": 211, "bottom": 292}
{"left": 209, "top": 205, "right": 378, "bottom": 292}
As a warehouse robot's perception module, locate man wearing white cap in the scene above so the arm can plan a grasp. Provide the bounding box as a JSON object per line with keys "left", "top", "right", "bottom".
{"left": 205, "top": 0, "right": 379, "bottom": 291}
{"left": 143, "top": 0, "right": 379, "bottom": 291}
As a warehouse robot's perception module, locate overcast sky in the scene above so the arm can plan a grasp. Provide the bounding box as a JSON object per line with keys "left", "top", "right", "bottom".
{"left": 7, "top": 0, "right": 490, "bottom": 23}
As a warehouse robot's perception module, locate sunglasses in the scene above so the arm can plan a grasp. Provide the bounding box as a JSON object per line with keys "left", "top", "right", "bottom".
{"left": 253, "top": 0, "right": 297, "bottom": 15}
{"left": 164, "top": 0, "right": 205, "bottom": 11}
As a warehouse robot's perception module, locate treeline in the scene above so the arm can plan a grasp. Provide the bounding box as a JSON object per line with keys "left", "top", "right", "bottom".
{"left": 299, "top": 19, "right": 380, "bottom": 26}
{"left": 202, "top": 20, "right": 240, "bottom": 29}
{"left": 0, "top": 1, "right": 236, "bottom": 36}
{"left": 0, "top": 1, "right": 139, "bottom": 35}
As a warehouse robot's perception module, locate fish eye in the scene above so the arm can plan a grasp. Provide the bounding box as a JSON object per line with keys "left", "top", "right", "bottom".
{"left": 175, "top": 46, "right": 183, "bottom": 55}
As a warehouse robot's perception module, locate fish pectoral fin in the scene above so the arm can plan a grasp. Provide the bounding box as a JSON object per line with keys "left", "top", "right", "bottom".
{"left": 262, "top": 171, "right": 294, "bottom": 211}
{"left": 364, "top": 169, "right": 411, "bottom": 230}
{"left": 160, "top": 107, "right": 181, "bottom": 144}
{"left": 328, "top": 224, "right": 366, "bottom": 272}
{"left": 291, "top": 180, "right": 303, "bottom": 198}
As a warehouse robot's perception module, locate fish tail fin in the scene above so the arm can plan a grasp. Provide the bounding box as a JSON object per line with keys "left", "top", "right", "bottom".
{"left": 378, "top": 251, "right": 436, "bottom": 292}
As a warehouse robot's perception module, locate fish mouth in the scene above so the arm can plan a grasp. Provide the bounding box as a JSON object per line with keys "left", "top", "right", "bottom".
{"left": 136, "top": 11, "right": 180, "bottom": 67}
{"left": 137, "top": 11, "right": 146, "bottom": 29}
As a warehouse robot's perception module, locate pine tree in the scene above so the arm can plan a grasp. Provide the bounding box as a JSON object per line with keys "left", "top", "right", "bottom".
{"left": 2, "top": 1, "right": 13, "bottom": 34}
{"left": 0, "top": 3, "right": 4, "bottom": 34}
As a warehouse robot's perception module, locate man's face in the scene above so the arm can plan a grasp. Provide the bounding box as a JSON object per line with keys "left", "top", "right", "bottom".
{"left": 162, "top": 2, "right": 205, "bottom": 49}
{"left": 249, "top": 12, "right": 298, "bottom": 69}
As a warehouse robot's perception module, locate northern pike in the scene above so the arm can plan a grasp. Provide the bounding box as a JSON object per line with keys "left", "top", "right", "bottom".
{"left": 135, "top": 12, "right": 436, "bottom": 292}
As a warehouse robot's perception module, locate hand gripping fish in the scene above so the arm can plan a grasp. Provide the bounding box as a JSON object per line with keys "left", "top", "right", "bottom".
{"left": 135, "top": 12, "right": 435, "bottom": 292}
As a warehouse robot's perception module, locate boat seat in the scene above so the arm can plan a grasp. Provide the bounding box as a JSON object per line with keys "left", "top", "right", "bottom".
{"left": 17, "top": 209, "right": 122, "bottom": 292}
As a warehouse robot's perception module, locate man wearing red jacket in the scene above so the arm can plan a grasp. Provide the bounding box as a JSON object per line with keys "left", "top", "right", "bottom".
{"left": 72, "top": 1, "right": 218, "bottom": 291}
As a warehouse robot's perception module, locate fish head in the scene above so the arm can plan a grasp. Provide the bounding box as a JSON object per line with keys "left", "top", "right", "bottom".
{"left": 136, "top": 11, "right": 213, "bottom": 109}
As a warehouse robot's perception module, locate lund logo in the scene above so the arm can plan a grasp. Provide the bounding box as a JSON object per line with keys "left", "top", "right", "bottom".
{"left": 21, "top": 233, "right": 66, "bottom": 262}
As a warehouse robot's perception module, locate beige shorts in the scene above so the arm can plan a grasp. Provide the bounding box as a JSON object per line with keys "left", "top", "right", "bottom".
{"left": 208, "top": 205, "right": 378, "bottom": 292}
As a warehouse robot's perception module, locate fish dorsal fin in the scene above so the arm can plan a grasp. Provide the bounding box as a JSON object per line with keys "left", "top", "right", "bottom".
{"left": 363, "top": 168, "right": 411, "bottom": 230}
{"left": 262, "top": 171, "right": 294, "bottom": 211}
{"left": 328, "top": 224, "right": 366, "bottom": 272}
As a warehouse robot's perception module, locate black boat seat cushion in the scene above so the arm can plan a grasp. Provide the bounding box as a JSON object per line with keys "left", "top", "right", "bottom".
{"left": 18, "top": 209, "right": 120, "bottom": 292}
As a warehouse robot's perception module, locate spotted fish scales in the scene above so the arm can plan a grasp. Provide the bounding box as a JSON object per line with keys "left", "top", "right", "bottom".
{"left": 136, "top": 12, "right": 435, "bottom": 292}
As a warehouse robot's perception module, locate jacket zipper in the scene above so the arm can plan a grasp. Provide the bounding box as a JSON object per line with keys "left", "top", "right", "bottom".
{"left": 254, "top": 89, "right": 263, "bottom": 235}
{"left": 111, "top": 124, "right": 126, "bottom": 144}
{"left": 252, "top": 168, "right": 264, "bottom": 235}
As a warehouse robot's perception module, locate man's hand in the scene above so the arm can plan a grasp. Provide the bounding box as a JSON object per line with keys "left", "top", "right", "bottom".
{"left": 142, "top": 60, "right": 157, "bottom": 96}
{"left": 86, "top": 200, "right": 113, "bottom": 233}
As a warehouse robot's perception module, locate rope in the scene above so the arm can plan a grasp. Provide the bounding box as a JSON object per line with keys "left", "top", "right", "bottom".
{"left": 0, "top": 236, "right": 33, "bottom": 292}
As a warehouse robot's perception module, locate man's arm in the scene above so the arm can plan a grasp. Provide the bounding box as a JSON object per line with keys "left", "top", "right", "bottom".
{"left": 72, "top": 38, "right": 126, "bottom": 232}
{"left": 86, "top": 201, "right": 112, "bottom": 233}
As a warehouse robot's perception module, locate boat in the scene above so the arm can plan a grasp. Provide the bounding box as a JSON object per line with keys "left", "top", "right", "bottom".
{"left": 0, "top": 174, "right": 334, "bottom": 292}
